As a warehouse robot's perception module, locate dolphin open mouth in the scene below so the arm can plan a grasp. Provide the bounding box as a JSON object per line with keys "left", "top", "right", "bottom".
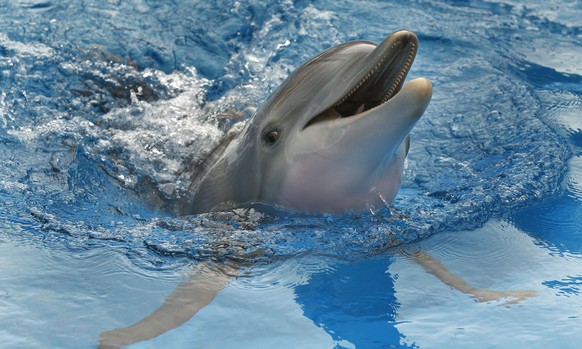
{"left": 305, "top": 31, "right": 418, "bottom": 128}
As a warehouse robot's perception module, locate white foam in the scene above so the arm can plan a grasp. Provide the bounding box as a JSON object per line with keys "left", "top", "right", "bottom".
{"left": 568, "top": 156, "right": 582, "bottom": 199}
{"left": 0, "top": 33, "right": 54, "bottom": 58}
{"left": 94, "top": 87, "right": 226, "bottom": 196}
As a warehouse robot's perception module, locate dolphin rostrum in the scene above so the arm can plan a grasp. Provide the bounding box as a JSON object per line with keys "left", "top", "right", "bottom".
{"left": 183, "top": 30, "right": 432, "bottom": 214}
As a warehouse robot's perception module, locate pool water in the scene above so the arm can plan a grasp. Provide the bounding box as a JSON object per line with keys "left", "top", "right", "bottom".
{"left": 1, "top": 0, "right": 581, "bottom": 348}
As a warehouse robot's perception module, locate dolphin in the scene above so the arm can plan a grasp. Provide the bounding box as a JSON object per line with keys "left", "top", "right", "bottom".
{"left": 100, "top": 30, "right": 433, "bottom": 348}
{"left": 99, "top": 31, "right": 538, "bottom": 349}
{"left": 182, "top": 30, "right": 432, "bottom": 214}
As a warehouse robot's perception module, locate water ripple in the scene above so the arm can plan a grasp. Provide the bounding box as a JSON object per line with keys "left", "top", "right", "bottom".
{"left": 0, "top": 0, "right": 575, "bottom": 265}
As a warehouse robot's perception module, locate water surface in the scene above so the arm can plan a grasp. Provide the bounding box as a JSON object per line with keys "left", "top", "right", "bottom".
{"left": 0, "top": 0, "right": 581, "bottom": 348}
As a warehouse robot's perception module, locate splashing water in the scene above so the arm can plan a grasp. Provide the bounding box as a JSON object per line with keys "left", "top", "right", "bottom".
{"left": 0, "top": 0, "right": 574, "bottom": 264}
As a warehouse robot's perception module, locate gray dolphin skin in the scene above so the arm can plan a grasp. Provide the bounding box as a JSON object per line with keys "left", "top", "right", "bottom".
{"left": 184, "top": 30, "right": 432, "bottom": 214}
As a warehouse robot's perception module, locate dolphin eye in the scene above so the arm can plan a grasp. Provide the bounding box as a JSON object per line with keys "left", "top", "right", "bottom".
{"left": 263, "top": 129, "right": 280, "bottom": 145}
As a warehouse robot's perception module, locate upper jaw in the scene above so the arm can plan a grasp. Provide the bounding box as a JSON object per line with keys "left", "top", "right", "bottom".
{"left": 349, "top": 30, "right": 419, "bottom": 110}
{"left": 305, "top": 30, "right": 419, "bottom": 127}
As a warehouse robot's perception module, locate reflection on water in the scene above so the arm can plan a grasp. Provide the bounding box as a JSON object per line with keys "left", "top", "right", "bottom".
{"left": 394, "top": 220, "right": 582, "bottom": 349}
{"left": 0, "top": 225, "right": 185, "bottom": 349}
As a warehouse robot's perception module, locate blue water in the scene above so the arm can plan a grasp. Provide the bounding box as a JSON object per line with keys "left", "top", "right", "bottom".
{"left": 0, "top": 0, "right": 581, "bottom": 348}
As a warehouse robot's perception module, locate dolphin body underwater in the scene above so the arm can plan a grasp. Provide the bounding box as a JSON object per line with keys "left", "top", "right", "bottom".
{"left": 99, "top": 31, "right": 534, "bottom": 348}
{"left": 182, "top": 30, "right": 431, "bottom": 214}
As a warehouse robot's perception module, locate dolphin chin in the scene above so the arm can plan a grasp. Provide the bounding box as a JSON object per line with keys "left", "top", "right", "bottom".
{"left": 184, "top": 30, "right": 432, "bottom": 215}
{"left": 280, "top": 77, "right": 432, "bottom": 213}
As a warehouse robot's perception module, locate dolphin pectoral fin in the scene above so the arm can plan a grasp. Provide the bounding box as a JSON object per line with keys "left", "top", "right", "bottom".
{"left": 181, "top": 160, "right": 237, "bottom": 214}
{"left": 98, "top": 262, "right": 237, "bottom": 348}
{"left": 404, "top": 135, "right": 410, "bottom": 157}
{"left": 409, "top": 250, "right": 536, "bottom": 305}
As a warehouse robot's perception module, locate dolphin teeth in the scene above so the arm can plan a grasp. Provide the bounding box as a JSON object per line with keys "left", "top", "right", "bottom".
{"left": 332, "top": 55, "right": 386, "bottom": 108}
{"left": 381, "top": 42, "right": 416, "bottom": 104}
{"left": 333, "top": 40, "right": 417, "bottom": 112}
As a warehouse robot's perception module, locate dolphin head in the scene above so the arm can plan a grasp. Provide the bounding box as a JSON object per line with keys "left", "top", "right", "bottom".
{"left": 189, "top": 30, "right": 431, "bottom": 214}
